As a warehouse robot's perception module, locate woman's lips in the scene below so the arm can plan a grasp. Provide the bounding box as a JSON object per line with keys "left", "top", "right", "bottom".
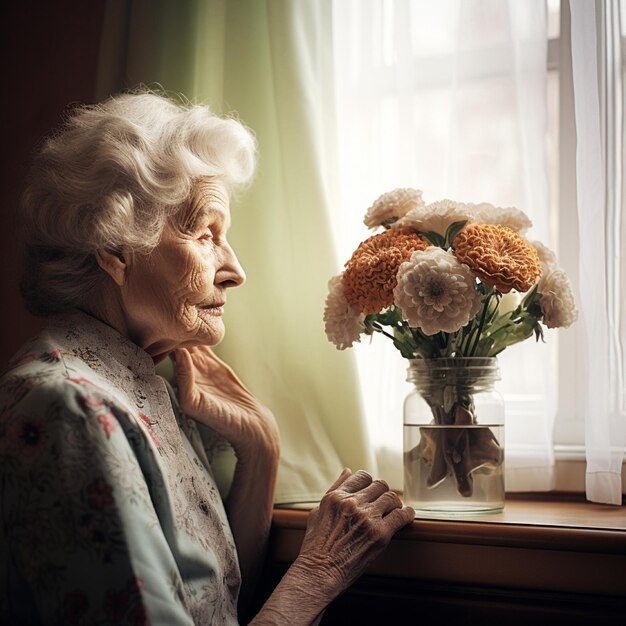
{"left": 198, "top": 302, "right": 225, "bottom": 315}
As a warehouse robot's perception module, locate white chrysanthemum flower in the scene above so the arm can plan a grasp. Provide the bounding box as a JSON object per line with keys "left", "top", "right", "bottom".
{"left": 394, "top": 199, "right": 472, "bottom": 237}
{"left": 393, "top": 247, "right": 482, "bottom": 335}
{"left": 537, "top": 267, "right": 578, "bottom": 328}
{"left": 363, "top": 188, "right": 424, "bottom": 229}
{"left": 530, "top": 240, "right": 558, "bottom": 269}
{"left": 324, "top": 275, "right": 365, "bottom": 349}
{"left": 467, "top": 202, "right": 533, "bottom": 234}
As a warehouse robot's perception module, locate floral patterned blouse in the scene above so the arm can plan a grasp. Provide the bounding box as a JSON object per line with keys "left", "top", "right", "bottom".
{"left": 0, "top": 311, "right": 241, "bottom": 625}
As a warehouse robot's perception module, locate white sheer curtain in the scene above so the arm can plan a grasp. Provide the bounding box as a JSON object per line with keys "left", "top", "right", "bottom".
{"left": 569, "top": 0, "right": 626, "bottom": 505}
{"left": 331, "top": 0, "right": 555, "bottom": 491}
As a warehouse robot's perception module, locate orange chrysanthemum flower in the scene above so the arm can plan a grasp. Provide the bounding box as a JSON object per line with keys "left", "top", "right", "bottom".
{"left": 342, "top": 228, "right": 430, "bottom": 314}
{"left": 452, "top": 223, "right": 541, "bottom": 293}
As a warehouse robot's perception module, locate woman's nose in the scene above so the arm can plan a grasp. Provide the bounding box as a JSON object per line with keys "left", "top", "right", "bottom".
{"left": 217, "top": 242, "right": 246, "bottom": 288}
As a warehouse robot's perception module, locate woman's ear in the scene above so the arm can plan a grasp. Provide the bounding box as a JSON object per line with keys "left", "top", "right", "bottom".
{"left": 95, "top": 250, "right": 128, "bottom": 286}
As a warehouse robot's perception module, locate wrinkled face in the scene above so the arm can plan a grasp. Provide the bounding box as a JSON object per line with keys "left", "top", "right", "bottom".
{"left": 121, "top": 178, "right": 245, "bottom": 358}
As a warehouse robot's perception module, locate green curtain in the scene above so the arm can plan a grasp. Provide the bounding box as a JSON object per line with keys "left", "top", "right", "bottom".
{"left": 97, "top": 0, "right": 375, "bottom": 503}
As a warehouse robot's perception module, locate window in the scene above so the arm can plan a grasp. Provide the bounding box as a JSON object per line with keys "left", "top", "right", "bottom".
{"left": 330, "top": 0, "right": 605, "bottom": 490}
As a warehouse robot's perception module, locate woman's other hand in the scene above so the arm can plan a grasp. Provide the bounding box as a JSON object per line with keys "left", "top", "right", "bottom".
{"left": 295, "top": 469, "right": 414, "bottom": 595}
{"left": 173, "top": 345, "right": 279, "bottom": 457}
{"left": 251, "top": 469, "right": 414, "bottom": 624}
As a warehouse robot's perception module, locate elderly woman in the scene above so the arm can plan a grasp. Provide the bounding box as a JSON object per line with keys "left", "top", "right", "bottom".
{"left": 0, "top": 91, "right": 414, "bottom": 625}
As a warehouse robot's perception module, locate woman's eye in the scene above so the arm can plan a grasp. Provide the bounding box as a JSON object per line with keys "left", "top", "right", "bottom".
{"left": 198, "top": 230, "right": 213, "bottom": 242}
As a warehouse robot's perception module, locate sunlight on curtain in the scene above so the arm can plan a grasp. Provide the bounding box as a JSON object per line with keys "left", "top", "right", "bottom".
{"left": 569, "top": 0, "right": 625, "bottom": 505}
{"left": 97, "top": 0, "right": 376, "bottom": 504}
{"left": 331, "top": 0, "right": 555, "bottom": 490}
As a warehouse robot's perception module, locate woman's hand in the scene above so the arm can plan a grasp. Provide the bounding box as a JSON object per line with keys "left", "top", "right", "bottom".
{"left": 251, "top": 469, "right": 414, "bottom": 625}
{"left": 295, "top": 468, "right": 414, "bottom": 595}
{"left": 173, "top": 345, "right": 279, "bottom": 457}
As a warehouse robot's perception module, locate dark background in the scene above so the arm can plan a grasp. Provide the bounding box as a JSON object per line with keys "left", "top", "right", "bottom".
{"left": 0, "top": 1, "right": 108, "bottom": 367}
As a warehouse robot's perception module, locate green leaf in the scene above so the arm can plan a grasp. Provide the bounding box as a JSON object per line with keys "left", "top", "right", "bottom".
{"left": 521, "top": 284, "right": 540, "bottom": 308}
{"left": 393, "top": 339, "right": 416, "bottom": 359}
{"left": 409, "top": 327, "right": 440, "bottom": 358}
{"left": 423, "top": 231, "right": 446, "bottom": 248}
{"left": 392, "top": 327, "right": 418, "bottom": 358}
{"left": 375, "top": 306, "right": 403, "bottom": 327}
{"left": 445, "top": 220, "right": 468, "bottom": 247}
{"left": 474, "top": 336, "right": 494, "bottom": 357}
{"left": 363, "top": 314, "right": 378, "bottom": 334}
{"left": 477, "top": 282, "right": 493, "bottom": 296}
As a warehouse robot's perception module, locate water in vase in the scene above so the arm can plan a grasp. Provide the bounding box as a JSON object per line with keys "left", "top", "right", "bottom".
{"left": 403, "top": 423, "right": 505, "bottom": 516}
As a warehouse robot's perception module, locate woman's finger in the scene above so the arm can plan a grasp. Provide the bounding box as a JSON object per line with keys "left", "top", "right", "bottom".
{"left": 174, "top": 348, "right": 192, "bottom": 379}
{"left": 368, "top": 489, "right": 403, "bottom": 516}
{"left": 325, "top": 468, "right": 353, "bottom": 493}
{"left": 354, "top": 478, "right": 390, "bottom": 504}
{"left": 382, "top": 505, "right": 415, "bottom": 532}
{"left": 338, "top": 469, "right": 373, "bottom": 494}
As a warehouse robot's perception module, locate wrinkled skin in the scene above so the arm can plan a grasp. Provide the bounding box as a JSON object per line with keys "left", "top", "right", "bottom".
{"left": 175, "top": 345, "right": 278, "bottom": 456}
{"left": 252, "top": 469, "right": 415, "bottom": 625}
{"left": 108, "top": 178, "right": 247, "bottom": 359}
{"left": 298, "top": 469, "right": 414, "bottom": 590}
{"left": 93, "top": 177, "right": 414, "bottom": 625}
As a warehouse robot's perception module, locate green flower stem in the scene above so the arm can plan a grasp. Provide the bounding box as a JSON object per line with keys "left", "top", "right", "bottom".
{"left": 446, "top": 330, "right": 462, "bottom": 357}
{"left": 459, "top": 323, "right": 473, "bottom": 355}
{"left": 372, "top": 324, "right": 397, "bottom": 342}
{"left": 486, "top": 293, "right": 502, "bottom": 324}
{"left": 436, "top": 332, "right": 447, "bottom": 351}
{"left": 469, "top": 293, "right": 494, "bottom": 357}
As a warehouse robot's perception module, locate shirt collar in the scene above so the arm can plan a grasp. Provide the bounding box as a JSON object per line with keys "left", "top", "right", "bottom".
{"left": 50, "top": 309, "right": 157, "bottom": 379}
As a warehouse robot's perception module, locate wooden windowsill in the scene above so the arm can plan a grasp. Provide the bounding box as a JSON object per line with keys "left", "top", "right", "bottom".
{"left": 269, "top": 495, "right": 626, "bottom": 599}
{"left": 273, "top": 493, "right": 626, "bottom": 544}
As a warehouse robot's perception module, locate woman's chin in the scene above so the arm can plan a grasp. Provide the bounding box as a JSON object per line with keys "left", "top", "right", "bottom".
{"left": 193, "top": 314, "right": 225, "bottom": 345}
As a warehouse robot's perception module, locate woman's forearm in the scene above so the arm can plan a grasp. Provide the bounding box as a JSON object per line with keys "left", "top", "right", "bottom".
{"left": 249, "top": 559, "right": 332, "bottom": 626}
{"left": 225, "top": 433, "right": 280, "bottom": 616}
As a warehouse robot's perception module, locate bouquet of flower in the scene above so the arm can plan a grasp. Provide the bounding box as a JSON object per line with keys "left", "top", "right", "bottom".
{"left": 324, "top": 188, "right": 577, "bottom": 357}
{"left": 323, "top": 188, "right": 577, "bottom": 498}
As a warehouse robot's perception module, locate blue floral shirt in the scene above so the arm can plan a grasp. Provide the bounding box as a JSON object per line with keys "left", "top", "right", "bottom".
{"left": 0, "top": 311, "right": 240, "bottom": 625}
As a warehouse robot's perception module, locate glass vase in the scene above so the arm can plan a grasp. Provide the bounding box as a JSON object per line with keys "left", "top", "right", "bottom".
{"left": 403, "top": 357, "right": 505, "bottom": 516}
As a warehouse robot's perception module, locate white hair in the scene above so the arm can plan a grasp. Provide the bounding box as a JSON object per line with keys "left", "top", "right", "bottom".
{"left": 19, "top": 89, "right": 257, "bottom": 315}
